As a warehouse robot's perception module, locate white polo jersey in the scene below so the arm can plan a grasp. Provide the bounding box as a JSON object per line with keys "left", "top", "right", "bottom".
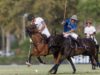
{"left": 84, "top": 25, "right": 98, "bottom": 44}
{"left": 34, "top": 17, "right": 51, "bottom": 37}
{"left": 84, "top": 26, "right": 96, "bottom": 35}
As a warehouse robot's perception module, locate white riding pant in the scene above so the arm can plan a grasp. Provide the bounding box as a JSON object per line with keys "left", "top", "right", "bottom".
{"left": 41, "top": 28, "right": 51, "bottom": 38}
{"left": 63, "top": 32, "right": 78, "bottom": 40}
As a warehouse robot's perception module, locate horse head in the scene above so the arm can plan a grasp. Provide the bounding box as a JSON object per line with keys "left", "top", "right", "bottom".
{"left": 25, "top": 24, "right": 38, "bottom": 36}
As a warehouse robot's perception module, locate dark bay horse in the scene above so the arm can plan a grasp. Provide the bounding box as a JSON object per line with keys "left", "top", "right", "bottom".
{"left": 25, "top": 25, "right": 99, "bottom": 74}
{"left": 25, "top": 25, "right": 75, "bottom": 66}
{"left": 25, "top": 25, "right": 76, "bottom": 71}
{"left": 48, "top": 33, "right": 100, "bottom": 74}
{"left": 25, "top": 25, "right": 49, "bottom": 65}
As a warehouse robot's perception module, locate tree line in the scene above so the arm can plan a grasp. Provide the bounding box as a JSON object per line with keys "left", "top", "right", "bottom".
{"left": 0, "top": 0, "right": 100, "bottom": 40}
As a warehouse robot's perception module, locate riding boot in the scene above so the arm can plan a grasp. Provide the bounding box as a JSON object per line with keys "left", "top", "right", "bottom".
{"left": 46, "top": 37, "right": 50, "bottom": 44}
{"left": 77, "top": 37, "right": 83, "bottom": 47}
{"left": 41, "top": 34, "right": 48, "bottom": 44}
{"left": 71, "top": 37, "right": 82, "bottom": 47}
{"left": 74, "top": 39, "right": 81, "bottom": 47}
{"left": 95, "top": 44, "right": 99, "bottom": 50}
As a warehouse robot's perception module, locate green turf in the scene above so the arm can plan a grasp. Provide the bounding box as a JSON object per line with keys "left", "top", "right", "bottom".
{"left": 0, "top": 64, "right": 100, "bottom": 75}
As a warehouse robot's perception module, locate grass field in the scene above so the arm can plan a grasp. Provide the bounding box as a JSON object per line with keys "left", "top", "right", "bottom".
{"left": 0, "top": 64, "right": 100, "bottom": 75}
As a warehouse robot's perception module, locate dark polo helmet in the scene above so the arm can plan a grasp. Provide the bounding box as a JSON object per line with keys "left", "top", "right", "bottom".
{"left": 27, "top": 14, "right": 35, "bottom": 21}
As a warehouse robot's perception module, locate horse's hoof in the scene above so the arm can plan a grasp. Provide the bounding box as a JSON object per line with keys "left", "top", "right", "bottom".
{"left": 92, "top": 67, "right": 96, "bottom": 70}
{"left": 98, "top": 64, "right": 100, "bottom": 68}
{"left": 48, "top": 70, "right": 52, "bottom": 74}
{"left": 99, "top": 65, "right": 100, "bottom": 68}
{"left": 40, "top": 62, "right": 46, "bottom": 64}
{"left": 48, "top": 70, "right": 56, "bottom": 74}
{"left": 26, "top": 62, "right": 32, "bottom": 67}
{"left": 97, "top": 63, "right": 100, "bottom": 68}
{"left": 73, "top": 71, "right": 76, "bottom": 74}
{"left": 73, "top": 69, "right": 76, "bottom": 74}
{"left": 48, "top": 72, "right": 56, "bottom": 74}
{"left": 43, "top": 62, "right": 46, "bottom": 64}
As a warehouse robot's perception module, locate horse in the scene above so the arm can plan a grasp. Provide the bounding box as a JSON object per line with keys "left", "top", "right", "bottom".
{"left": 48, "top": 33, "right": 100, "bottom": 74}
{"left": 25, "top": 25, "right": 76, "bottom": 72}
{"left": 25, "top": 24, "right": 50, "bottom": 65}
{"left": 25, "top": 24, "right": 100, "bottom": 74}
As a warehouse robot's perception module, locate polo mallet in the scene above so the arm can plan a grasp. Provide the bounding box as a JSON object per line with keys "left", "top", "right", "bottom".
{"left": 63, "top": 0, "right": 67, "bottom": 20}
{"left": 28, "top": 38, "right": 32, "bottom": 60}
{"left": 26, "top": 38, "right": 32, "bottom": 66}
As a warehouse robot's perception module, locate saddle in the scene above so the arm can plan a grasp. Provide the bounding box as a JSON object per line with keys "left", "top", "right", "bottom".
{"left": 68, "top": 36, "right": 83, "bottom": 48}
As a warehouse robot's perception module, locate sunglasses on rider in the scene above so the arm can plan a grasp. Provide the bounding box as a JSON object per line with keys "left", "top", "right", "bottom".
{"left": 86, "top": 22, "right": 92, "bottom": 24}
{"left": 71, "top": 19, "right": 77, "bottom": 21}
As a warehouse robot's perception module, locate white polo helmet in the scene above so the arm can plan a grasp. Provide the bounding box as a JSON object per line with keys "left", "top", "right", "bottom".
{"left": 71, "top": 15, "right": 78, "bottom": 20}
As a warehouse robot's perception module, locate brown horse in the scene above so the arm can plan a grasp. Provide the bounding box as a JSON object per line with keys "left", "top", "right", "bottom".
{"left": 25, "top": 25, "right": 49, "bottom": 65}
{"left": 48, "top": 33, "right": 100, "bottom": 74}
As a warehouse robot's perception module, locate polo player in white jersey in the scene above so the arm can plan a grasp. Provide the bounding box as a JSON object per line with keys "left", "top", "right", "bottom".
{"left": 84, "top": 18, "right": 99, "bottom": 50}
{"left": 27, "top": 14, "right": 51, "bottom": 43}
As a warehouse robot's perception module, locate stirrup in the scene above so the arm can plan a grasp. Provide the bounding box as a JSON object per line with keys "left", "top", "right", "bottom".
{"left": 26, "top": 62, "right": 32, "bottom": 67}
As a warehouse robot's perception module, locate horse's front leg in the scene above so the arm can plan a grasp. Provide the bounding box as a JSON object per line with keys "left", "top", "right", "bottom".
{"left": 49, "top": 52, "right": 62, "bottom": 74}
{"left": 90, "top": 56, "right": 96, "bottom": 69}
{"left": 67, "top": 57, "right": 76, "bottom": 74}
{"left": 26, "top": 53, "right": 32, "bottom": 67}
{"left": 26, "top": 42, "right": 33, "bottom": 67}
{"left": 95, "top": 54, "right": 100, "bottom": 68}
{"left": 95, "top": 45, "right": 100, "bottom": 68}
